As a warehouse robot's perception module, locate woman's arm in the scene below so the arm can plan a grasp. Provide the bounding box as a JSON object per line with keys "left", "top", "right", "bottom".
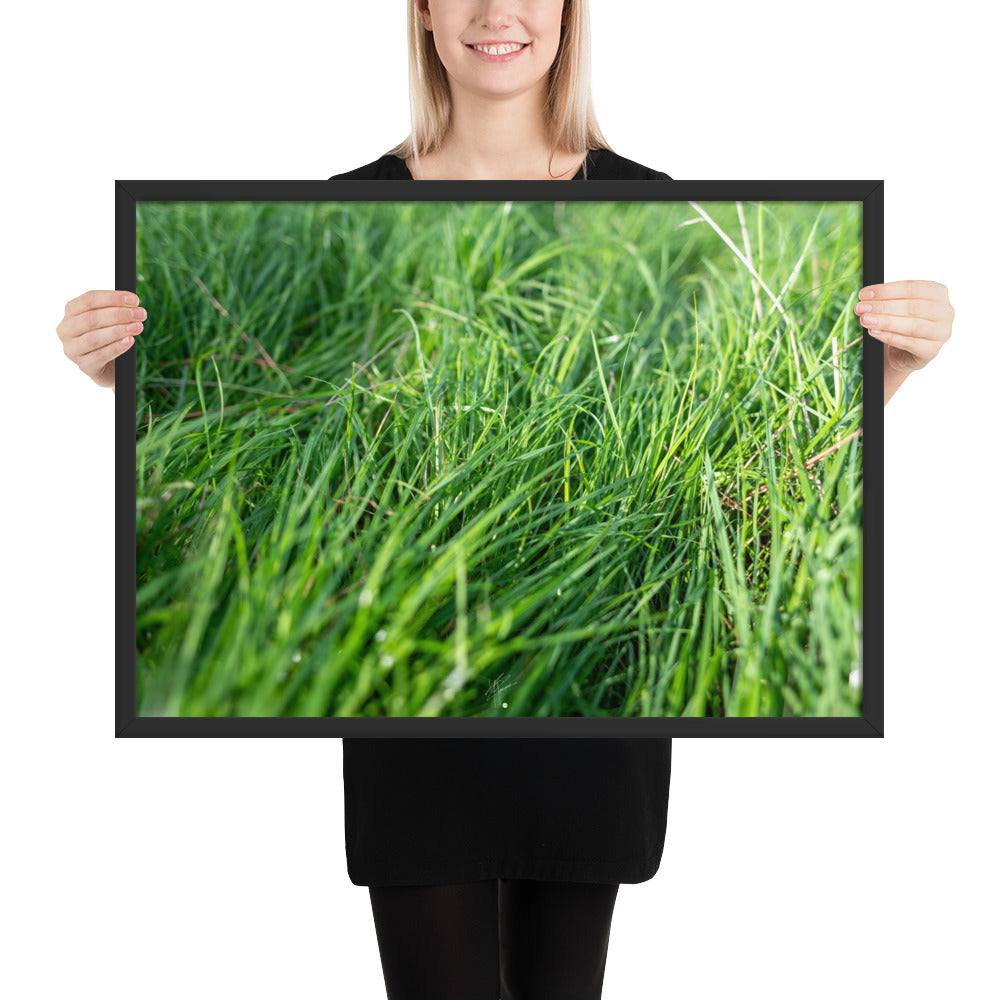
{"left": 884, "top": 358, "right": 909, "bottom": 406}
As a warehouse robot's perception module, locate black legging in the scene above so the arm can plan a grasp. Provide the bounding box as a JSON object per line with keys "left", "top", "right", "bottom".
{"left": 369, "top": 878, "right": 620, "bottom": 1000}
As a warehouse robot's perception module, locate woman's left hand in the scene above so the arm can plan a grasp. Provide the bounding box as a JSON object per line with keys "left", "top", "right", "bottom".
{"left": 855, "top": 279, "right": 954, "bottom": 372}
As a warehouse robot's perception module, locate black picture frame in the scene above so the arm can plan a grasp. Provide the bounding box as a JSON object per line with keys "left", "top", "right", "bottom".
{"left": 116, "top": 179, "right": 883, "bottom": 738}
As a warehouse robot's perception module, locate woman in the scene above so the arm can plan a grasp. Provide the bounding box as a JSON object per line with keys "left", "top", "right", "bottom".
{"left": 56, "top": 3, "right": 954, "bottom": 997}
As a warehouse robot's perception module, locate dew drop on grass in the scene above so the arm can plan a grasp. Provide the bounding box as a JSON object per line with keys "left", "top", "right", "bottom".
{"left": 292, "top": 651, "right": 302, "bottom": 663}
{"left": 381, "top": 654, "right": 394, "bottom": 668}
{"left": 375, "top": 629, "right": 387, "bottom": 642}
{"left": 502, "top": 702, "right": 508, "bottom": 709}
{"left": 359, "top": 589, "right": 373, "bottom": 608}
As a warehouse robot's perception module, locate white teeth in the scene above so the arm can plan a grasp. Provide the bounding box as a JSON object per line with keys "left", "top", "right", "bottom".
{"left": 471, "top": 43, "right": 526, "bottom": 55}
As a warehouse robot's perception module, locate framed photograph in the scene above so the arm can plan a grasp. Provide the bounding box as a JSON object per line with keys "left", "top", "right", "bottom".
{"left": 116, "top": 179, "right": 882, "bottom": 737}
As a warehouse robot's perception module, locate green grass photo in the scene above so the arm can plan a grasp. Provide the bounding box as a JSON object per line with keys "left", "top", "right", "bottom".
{"left": 134, "top": 194, "right": 863, "bottom": 719}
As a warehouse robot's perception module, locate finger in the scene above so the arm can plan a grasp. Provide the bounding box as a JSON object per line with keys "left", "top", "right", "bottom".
{"left": 864, "top": 328, "right": 936, "bottom": 357}
{"left": 60, "top": 304, "right": 147, "bottom": 342}
{"left": 63, "top": 319, "right": 144, "bottom": 360}
{"left": 859, "top": 280, "right": 947, "bottom": 302}
{"left": 856, "top": 313, "right": 947, "bottom": 341}
{"left": 78, "top": 333, "right": 136, "bottom": 379}
{"left": 854, "top": 297, "right": 953, "bottom": 322}
{"left": 64, "top": 289, "right": 140, "bottom": 317}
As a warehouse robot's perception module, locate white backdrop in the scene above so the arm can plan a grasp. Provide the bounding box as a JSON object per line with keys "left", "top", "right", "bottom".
{"left": 4, "top": 2, "right": 996, "bottom": 998}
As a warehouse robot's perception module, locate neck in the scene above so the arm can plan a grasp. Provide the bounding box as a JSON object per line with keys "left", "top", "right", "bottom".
{"left": 433, "top": 81, "right": 558, "bottom": 179}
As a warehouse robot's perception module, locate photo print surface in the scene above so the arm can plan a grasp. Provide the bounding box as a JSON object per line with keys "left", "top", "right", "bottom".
{"left": 120, "top": 181, "right": 878, "bottom": 735}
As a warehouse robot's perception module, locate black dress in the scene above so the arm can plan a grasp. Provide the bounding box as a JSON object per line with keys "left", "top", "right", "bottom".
{"left": 330, "top": 147, "right": 673, "bottom": 887}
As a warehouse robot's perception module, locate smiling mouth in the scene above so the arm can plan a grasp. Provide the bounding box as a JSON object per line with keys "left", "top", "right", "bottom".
{"left": 466, "top": 42, "right": 530, "bottom": 55}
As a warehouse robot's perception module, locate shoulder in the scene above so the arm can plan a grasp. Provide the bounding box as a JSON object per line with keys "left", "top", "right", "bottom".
{"left": 328, "top": 155, "right": 410, "bottom": 180}
{"left": 587, "top": 148, "right": 671, "bottom": 181}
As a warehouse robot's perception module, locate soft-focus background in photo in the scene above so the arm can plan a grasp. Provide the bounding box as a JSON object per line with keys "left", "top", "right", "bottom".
{"left": 3, "top": 2, "right": 995, "bottom": 998}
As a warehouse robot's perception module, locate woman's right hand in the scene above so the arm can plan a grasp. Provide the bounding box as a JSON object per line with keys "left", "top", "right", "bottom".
{"left": 57, "top": 290, "right": 146, "bottom": 393}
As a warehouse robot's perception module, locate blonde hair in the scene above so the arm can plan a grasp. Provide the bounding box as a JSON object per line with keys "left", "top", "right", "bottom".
{"left": 385, "top": 0, "right": 613, "bottom": 179}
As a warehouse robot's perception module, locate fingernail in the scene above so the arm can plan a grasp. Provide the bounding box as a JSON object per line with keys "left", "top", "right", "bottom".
{"left": 856, "top": 303, "right": 871, "bottom": 313}
{"left": 122, "top": 293, "right": 139, "bottom": 306}
{"left": 859, "top": 288, "right": 874, "bottom": 300}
